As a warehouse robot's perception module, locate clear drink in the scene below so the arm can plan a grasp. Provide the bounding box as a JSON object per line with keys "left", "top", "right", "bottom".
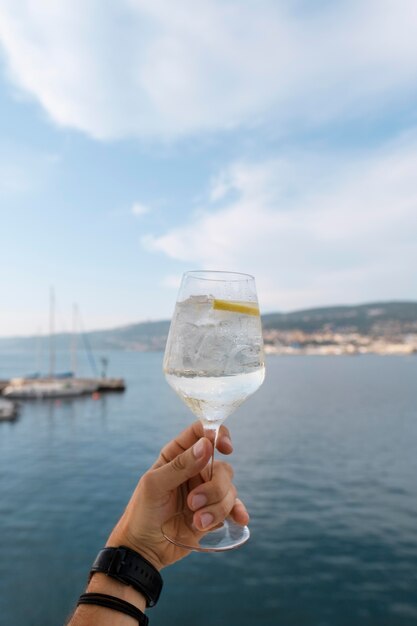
{"left": 165, "top": 370, "right": 265, "bottom": 425}
{"left": 164, "top": 295, "right": 265, "bottom": 425}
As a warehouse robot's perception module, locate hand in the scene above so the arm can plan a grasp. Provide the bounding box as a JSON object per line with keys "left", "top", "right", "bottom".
{"left": 106, "top": 421, "right": 249, "bottom": 570}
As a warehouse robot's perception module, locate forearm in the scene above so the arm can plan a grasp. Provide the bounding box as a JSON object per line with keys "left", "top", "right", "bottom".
{"left": 67, "top": 573, "right": 146, "bottom": 625}
{"left": 66, "top": 423, "right": 242, "bottom": 624}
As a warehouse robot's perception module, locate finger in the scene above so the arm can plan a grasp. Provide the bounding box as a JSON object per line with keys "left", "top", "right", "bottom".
{"left": 187, "top": 461, "right": 233, "bottom": 511}
{"left": 152, "top": 421, "right": 204, "bottom": 468}
{"left": 187, "top": 472, "right": 205, "bottom": 494}
{"left": 149, "top": 437, "right": 212, "bottom": 494}
{"left": 229, "top": 498, "right": 250, "bottom": 526}
{"left": 216, "top": 424, "right": 233, "bottom": 455}
{"left": 192, "top": 484, "right": 237, "bottom": 531}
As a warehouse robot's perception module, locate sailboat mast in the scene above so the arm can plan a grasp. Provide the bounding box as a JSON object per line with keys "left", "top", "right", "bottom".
{"left": 35, "top": 327, "right": 42, "bottom": 375}
{"left": 49, "top": 286, "right": 55, "bottom": 378}
{"left": 71, "top": 303, "right": 78, "bottom": 377}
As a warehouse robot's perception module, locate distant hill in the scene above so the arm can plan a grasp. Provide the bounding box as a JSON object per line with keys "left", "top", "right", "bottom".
{"left": 0, "top": 301, "right": 416, "bottom": 352}
{"left": 0, "top": 319, "right": 170, "bottom": 352}
{"left": 262, "top": 301, "right": 417, "bottom": 334}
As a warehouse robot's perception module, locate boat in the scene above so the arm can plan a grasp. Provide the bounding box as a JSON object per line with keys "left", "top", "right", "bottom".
{"left": 0, "top": 398, "right": 18, "bottom": 420}
{"left": 2, "top": 378, "right": 98, "bottom": 399}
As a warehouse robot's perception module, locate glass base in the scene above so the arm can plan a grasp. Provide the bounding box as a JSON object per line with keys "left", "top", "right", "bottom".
{"left": 162, "top": 510, "right": 250, "bottom": 552}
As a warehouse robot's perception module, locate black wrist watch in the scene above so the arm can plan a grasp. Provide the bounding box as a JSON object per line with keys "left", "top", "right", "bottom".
{"left": 90, "top": 546, "right": 163, "bottom": 607}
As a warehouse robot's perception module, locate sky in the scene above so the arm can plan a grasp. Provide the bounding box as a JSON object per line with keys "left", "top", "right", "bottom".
{"left": 1, "top": 0, "right": 417, "bottom": 336}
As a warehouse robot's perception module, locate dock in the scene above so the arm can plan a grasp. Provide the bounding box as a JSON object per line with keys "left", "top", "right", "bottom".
{"left": 78, "top": 378, "right": 126, "bottom": 392}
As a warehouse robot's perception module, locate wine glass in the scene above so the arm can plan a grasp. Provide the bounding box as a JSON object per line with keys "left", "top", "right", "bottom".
{"left": 162, "top": 270, "right": 265, "bottom": 551}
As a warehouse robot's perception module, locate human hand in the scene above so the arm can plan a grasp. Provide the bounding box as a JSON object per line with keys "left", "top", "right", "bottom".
{"left": 106, "top": 421, "right": 249, "bottom": 571}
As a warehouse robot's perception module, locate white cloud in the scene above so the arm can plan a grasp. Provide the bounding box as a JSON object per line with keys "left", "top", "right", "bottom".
{"left": 131, "top": 201, "right": 150, "bottom": 216}
{"left": 0, "top": 0, "right": 417, "bottom": 139}
{"left": 144, "top": 133, "right": 417, "bottom": 310}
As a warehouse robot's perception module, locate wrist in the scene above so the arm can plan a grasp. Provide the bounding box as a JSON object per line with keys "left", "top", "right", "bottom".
{"left": 106, "top": 524, "right": 164, "bottom": 572}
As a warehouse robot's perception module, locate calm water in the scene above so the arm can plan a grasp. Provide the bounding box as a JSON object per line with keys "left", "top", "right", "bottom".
{"left": 0, "top": 352, "right": 416, "bottom": 626}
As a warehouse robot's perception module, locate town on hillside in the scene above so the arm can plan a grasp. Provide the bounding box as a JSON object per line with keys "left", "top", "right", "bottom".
{"left": 1, "top": 302, "right": 416, "bottom": 356}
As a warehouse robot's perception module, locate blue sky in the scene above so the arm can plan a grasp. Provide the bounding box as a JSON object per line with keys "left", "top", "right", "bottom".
{"left": 1, "top": 0, "right": 417, "bottom": 336}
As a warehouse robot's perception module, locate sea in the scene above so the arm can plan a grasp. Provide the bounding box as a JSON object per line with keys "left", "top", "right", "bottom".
{"left": 0, "top": 350, "right": 416, "bottom": 626}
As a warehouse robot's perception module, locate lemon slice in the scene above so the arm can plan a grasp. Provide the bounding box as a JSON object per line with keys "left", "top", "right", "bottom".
{"left": 212, "top": 299, "right": 260, "bottom": 316}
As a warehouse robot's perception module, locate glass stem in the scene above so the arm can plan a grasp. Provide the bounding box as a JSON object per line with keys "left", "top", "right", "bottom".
{"left": 203, "top": 424, "right": 220, "bottom": 481}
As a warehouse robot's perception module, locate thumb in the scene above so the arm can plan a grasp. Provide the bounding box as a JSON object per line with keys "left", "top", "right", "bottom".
{"left": 151, "top": 437, "right": 212, "bottom": 494}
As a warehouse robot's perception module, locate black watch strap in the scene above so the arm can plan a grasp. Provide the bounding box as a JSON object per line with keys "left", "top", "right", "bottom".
{"left": 90, "top": 546, "right": 163, "bottom": 607}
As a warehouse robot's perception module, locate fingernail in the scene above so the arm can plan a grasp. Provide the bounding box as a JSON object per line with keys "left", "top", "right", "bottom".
{"left": 191, "top": 494, "right": 207, "bottom": 510}
{"left": 200, "top": 513, "right": 214, "bottom": 529}
{"left": 222, "top": 436, "right": 233, "bottom": 450}
{"left": 193, "top": 439, "right": 205, "bottom": 458}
